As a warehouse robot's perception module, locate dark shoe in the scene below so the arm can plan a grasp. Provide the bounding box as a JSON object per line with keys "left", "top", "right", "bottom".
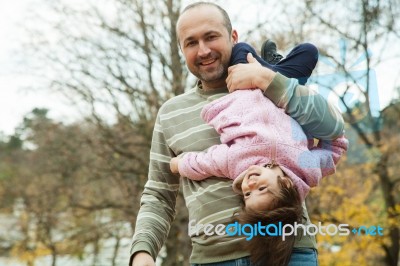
{"left": 261, "top": 40, "right": 283, "bottom": 64}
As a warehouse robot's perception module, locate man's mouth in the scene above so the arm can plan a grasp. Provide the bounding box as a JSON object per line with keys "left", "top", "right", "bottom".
{"left": 199, "top": 58, "right": 217, "bottom": 66}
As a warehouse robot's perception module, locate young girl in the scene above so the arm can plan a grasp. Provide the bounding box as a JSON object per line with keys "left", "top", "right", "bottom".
{"left": 170, "top": 42, "right": 348, "bottom": 265}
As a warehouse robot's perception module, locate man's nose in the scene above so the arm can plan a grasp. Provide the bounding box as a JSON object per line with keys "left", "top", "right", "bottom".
{"left": 198, "top": 41, "right": 211, "bottom": 57}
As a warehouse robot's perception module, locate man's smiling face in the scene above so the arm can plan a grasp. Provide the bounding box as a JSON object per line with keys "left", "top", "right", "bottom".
{"left": 177, "top": 5, "right": 237, "bottom": 90}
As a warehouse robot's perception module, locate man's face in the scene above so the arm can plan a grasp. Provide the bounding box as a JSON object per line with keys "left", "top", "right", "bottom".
{"left": 177, "top": 5, "right": 238, "bottom": 90}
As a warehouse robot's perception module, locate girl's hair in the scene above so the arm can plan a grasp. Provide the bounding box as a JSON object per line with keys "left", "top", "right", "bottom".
{"left": 236, "top": 175, "right": 303, "bottom": 266}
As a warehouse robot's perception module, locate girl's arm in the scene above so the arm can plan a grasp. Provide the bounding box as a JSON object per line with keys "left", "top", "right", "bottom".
{"left": 170, "top": 144, "right": 231, "bottom": 181}
{"left": 312, "top": 134, "right": 349, "bottom": 177}
{"left": 290, "top": 134, "right": 348, "bottom": 200}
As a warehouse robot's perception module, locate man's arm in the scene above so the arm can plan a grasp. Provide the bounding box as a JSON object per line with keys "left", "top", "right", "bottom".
{"left": 226, "top": 53, "right": 344, "bottom": 139}
{"left": 130, "top": 112, "right": 180, "bottom": 265}
{"left": 263, "top": 73, "right": 344, "bottom": 139}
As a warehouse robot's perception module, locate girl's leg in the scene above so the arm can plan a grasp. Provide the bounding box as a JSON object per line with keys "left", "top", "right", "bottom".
{"left": 273, "top": 43, "right": 319, "bottom": 85}
{"left": 230, "top": 42, "right": 274, "bottom": 70}
{"left": 230, "top": 42, "right": 318, "bottom": 85}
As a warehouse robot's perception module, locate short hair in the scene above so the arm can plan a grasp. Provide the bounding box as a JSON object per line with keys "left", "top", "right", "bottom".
{"left": 179, "top": 2, "right": 232, "bottom": 34}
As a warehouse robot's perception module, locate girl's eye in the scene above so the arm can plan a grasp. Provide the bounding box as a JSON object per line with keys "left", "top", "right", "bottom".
{"left": 245, "top": 192, "right": 251, "bottom": 196}
{"left": 259, "top": 187, "right": 267, "bottom": 191}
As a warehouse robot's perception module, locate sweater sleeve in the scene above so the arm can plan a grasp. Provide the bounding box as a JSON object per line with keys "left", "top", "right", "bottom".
{"left": 288, "top": 134, "right": 348, "bottom": 200}
{"left": 130, "top": 112, "right": 180, "bottom": 262}
{"left": 178, "top": 144, "right": 231, "bottom": 180}
{"left": 264, "top": 73, "right": 345, "bottom": 140}
{"left": 311, "top": 134, "right": 349, "bottom": 177}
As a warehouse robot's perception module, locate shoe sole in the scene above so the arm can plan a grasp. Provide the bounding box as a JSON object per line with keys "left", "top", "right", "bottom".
{"left": 261, "top": 39, "right": 273, "bottom": 61}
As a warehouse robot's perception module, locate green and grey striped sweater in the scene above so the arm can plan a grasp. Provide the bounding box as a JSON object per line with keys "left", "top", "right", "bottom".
{"left": 130, "top": 73, "right": 344, "bottom": 264}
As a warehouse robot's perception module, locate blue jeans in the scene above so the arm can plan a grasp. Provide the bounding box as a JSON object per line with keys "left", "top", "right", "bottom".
{"left": 191, "top": 248, "right": 318, "bottom": 266}
{"left": 230, "top": 42, "right": 319, "bottom": 85}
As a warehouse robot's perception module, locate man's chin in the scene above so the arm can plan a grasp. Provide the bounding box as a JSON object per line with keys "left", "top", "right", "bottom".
{"left": 199, "top": 71, "right": 226, "bottom": 83}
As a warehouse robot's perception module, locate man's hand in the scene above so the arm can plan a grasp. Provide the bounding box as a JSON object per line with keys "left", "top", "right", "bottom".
{"left": 226, "top": 53, "right": 276, "bottom": 93}
{"left": 170, "top": 157, "right": 180, "bottom": 174}
{"left": 131, "top": 252, "right": 155, "bottom": 266}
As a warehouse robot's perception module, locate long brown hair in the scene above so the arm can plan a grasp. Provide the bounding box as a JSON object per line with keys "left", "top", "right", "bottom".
{"left": 236, "top": 175, "right": 303, "bottom": 266}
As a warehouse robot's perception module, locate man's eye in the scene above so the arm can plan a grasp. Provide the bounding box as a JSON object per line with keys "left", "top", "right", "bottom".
{"left": 259, "top": 187, "right": 267, "bottom": 191}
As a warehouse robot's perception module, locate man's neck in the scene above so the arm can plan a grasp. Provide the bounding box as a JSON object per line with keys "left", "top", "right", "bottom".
{"left": 200, "top": 80, "right": 227, "bottom": 91}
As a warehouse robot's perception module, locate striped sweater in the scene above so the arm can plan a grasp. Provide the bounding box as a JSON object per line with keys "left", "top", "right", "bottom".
{"left": 130, "top": 73, "right": 345, "bottom": 264}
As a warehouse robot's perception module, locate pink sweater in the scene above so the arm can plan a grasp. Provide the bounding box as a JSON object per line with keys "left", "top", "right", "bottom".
{"left": 178, "top": 89, "right": 348, "bottom": 200}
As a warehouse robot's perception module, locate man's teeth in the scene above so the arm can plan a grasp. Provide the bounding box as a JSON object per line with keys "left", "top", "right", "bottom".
{"left": 201, "top": 59, "right": 214, "bottom": 65}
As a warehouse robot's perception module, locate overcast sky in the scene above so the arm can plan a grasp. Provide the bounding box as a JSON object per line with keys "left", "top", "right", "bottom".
{"left": 0, "top": 0, "right": 398, "bottom": 137}
{"left": 0, "top": 0, "right": 35, "bottom": 135}
{"left": 0, "top": 0, "right": 82, "bottom": 136}
{"left": 0, "top": 0, "right": 265, "bottom": 136}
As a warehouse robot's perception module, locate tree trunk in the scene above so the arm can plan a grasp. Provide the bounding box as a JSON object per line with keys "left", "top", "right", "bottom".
{"left": 376, "top": 153, "right": 399, "bottom": 266}
{"left": 111, "top": 236, "right": 121, "bottom": 266}
{"left": 92, "top": 238, "right": 100, "bottom": 266}
{"left": 51, "top": 249, "right": 57, "bottom": 266}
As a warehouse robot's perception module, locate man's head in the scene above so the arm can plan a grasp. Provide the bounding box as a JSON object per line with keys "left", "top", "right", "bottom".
{"left": 176, "top": 2, "right": 238, "bottom": 90}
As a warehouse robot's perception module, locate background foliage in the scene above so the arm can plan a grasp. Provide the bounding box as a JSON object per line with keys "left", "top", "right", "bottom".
{"left": 0, "top": 0, "right": 399, "bottom": 265}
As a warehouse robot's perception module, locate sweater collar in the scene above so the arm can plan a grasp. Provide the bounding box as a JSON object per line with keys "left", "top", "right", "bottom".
{"left": 195, "top": 80, "right": 228, "bottom": 96}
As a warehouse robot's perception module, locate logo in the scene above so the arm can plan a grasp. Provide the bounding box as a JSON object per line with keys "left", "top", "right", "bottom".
{"left": 189, "top": 220, "right": 384, "bottom": 241}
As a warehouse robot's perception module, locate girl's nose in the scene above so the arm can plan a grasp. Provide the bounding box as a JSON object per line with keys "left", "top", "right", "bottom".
{"left": 247, "top": 179, "right": 257, "bottom": 189}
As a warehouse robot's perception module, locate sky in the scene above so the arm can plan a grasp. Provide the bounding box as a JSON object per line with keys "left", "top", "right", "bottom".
{"left": 0, "top": 0, "right": 81, "bottom": 136}
{"left": 0, "top": 0, "right": 398, "bottom": 137}
{"left": 0, "top": 1, "right": 33, "bottom": 135}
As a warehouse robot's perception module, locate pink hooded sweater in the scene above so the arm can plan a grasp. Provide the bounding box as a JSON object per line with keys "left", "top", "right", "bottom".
{"left": 178, "top": 89, "right": 348, "bottom": 200}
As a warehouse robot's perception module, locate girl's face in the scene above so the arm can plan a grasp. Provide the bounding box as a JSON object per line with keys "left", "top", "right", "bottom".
{"left": 240, "top": 165, "right": 285, "bottom": 211}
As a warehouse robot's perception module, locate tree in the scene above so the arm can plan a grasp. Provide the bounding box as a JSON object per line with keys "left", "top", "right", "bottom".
{"left": 302, "top": 0, "right": 400, "bottom": 265}
{"left": 24, "top": 0, "right": 192, "bottom": 263}
{"left": 13, "top": 0, "right": 400, "bottom": 264}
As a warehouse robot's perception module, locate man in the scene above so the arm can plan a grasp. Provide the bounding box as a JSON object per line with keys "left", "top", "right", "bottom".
{"left": 130, "top": 2, "right": 344, "bottom": 266}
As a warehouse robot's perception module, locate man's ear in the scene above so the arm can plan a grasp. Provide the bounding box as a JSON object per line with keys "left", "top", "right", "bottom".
{"left": 231, "top": 29, "right": 238, "bottom": 44}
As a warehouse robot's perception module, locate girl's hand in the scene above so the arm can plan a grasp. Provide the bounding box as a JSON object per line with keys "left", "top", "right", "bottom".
{"left": 170, "top": 157, "right": 180, "bottom": 174}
